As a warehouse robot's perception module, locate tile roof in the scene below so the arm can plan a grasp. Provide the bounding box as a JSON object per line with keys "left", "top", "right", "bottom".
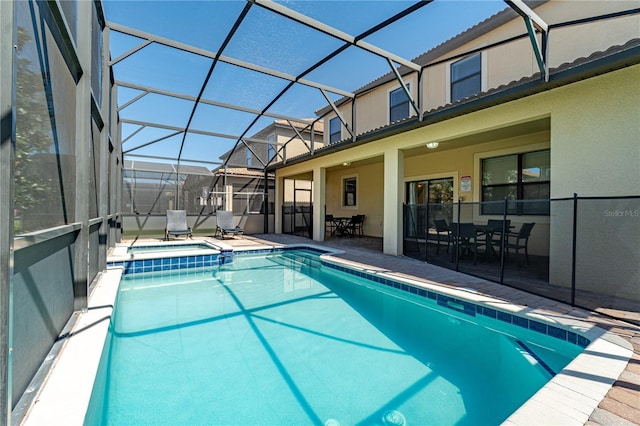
{"left": 212, "top": 167, "right": 274, "bottom": 178}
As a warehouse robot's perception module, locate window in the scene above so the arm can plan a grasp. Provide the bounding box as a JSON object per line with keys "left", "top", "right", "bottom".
{"left": 329, "top": 116, "right": 341, "bottom": 143}
{"left": 406, "top": 177, "right": 454, "bottom": 226}
{"left": 267, "top": 134, "right": 278, "bottom": 162}
{"left": 245, "top": 148, "right": 252, "bottom": 167}
{"left": 481, "top": 149, "right": 550, "bottom": 215}
{"left": 389, "top": 84, "right": 410, "bottom": 123}
{"left": 451, "top": 53, "right": 481, "bottom": 102}
{"left": 343, "top": 176, "right": 357, "bottom": 207}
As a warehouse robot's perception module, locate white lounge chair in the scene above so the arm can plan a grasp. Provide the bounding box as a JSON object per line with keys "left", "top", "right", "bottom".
{"left": 216, "top": 211, "right": 243, "bottom": 239}
{"left": 165, "top": 210, "right": 192, "bottom": 240}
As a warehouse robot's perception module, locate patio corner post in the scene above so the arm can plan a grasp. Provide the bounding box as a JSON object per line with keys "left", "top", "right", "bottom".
{"left": 263, "top": 169, "right": 269, "bottom": 233}
{"left": 0, "top": 0, "right": 16, "bottom": 422}
{"left": 312, "top": 166, "right": 326, "bottom": 241}
{"left": 383, "top": 148, "right": 404, "bottom": 255}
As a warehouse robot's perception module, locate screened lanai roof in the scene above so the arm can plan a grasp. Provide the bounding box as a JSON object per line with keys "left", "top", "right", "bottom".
{"left": 105, "top": 0, "right": 550, "bottom": 172}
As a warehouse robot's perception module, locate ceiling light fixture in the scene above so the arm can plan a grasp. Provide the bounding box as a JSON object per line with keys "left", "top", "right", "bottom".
{"left": 426, "top": 142, "right": 439, "bottom": 149}
{"left": 342, "top": 162, "right": 351, "bottom": 166}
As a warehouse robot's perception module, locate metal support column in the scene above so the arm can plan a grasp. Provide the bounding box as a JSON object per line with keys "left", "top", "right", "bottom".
{"left": 386, "top": 58, "right": 420, "bottom": 117}
{"left": 0, "top": 1, "right": 16, "bottom": 422}
{"left": 351, "top": 98, "right": 357, "bottom": 142}
{"left": 98, "top": 24, "right": 110, "bottom": 272}
{"left": 263, "top": 169, "right": 269, "bottom": 234}
{"left": 506, "top": 0, "right": 549, "bottom": 81}
{"left": 320, "top": 88, "right": 354, "bottom": 140}
{"left": 73, "top": 0, "right": 93, "bottom": 311}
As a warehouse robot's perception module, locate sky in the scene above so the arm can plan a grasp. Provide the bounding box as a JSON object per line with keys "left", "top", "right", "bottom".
{"left": 103, "top": 0, "right": 508, "bottom": 166}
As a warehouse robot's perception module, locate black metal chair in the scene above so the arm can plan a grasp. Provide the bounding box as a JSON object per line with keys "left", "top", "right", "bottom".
{"left": 481, "top": 219, "right": 511, "bottom": 259}
{"left": 325, "top": 214, "right": 335, "bottom": 236}
{"left": 451, "top": 223, "right": 483, "bottom": 265}
{"left": 432, "top": 219, "right": 451, "bottom": 255}
{"left": 505, "top": 222, "right": 535, "bottom": 266}
{"left": 349, "top": 214, "right": 365, "bottom": 237}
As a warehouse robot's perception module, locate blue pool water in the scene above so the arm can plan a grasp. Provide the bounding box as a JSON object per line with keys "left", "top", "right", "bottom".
{"left": 88, "top": 251, "right": 584, "bottom": 425}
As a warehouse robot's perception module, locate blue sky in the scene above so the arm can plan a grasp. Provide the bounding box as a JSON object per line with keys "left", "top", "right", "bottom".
{"left": 103, "top": 0, "right": 507, "bottom": 165}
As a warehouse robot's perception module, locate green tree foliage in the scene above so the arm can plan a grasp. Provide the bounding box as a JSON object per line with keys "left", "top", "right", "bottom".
{"left": 14, "top": 26, "right": 57, "bottom": 232}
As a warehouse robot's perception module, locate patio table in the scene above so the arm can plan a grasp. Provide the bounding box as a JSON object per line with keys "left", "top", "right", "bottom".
{"left": 475, "top": 223, "right": 515, "bottom": 259}
{"left": 332, "top": 217, "right": 352, "bottom": 236}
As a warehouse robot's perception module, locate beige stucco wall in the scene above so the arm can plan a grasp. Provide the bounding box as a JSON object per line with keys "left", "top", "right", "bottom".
{"left": 324, "top": 161, "right": 385, "bottom": 237}
{"left": 550, "top": 66, "right": 640, "bottom": 197}
{"left": 548, "top": 65, "right": 640, "bottom": 290}
{"left": 537, "top": 1, "right": 640, "bottom": 69}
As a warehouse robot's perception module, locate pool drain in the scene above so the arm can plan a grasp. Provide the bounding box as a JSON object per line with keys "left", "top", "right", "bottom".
{"left": 382, "top": 410, "right": 406, "bottom": 425}
{"left": 324, "top": 419, "right": 340, "bottom": 426}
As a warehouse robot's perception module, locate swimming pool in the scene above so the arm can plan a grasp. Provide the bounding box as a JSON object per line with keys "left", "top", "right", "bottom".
{"left": 86, "top": 250, "right": 586, "bottom": 425}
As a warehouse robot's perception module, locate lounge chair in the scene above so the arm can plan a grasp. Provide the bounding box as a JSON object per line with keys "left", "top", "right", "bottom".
{"left": 165, "top": 210, "right": 192, "bottom": 240}
{"left": 216, "top": 210, "right": 244, "bottom": 239}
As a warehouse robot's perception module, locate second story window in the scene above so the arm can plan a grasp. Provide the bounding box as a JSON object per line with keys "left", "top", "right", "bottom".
{"left": 245, "top": 148, "right": 252, "bottom": 167}
{"left": 451, "top": 53, "right": 481, "bottom": 102}
{"left": 389, "top": 84, "right": 410, "bottom": 123}
{"left": 329, "top": 116, "right": 341, "bottom": 143}
{"left": 267, "top": 134, "right": 278, "bottom": 163}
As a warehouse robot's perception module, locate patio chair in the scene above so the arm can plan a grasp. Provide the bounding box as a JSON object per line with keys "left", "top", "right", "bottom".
{"left": 432, "top": 219, "right": 451, "bottom": 255}
{"left": 480, "top": 219, "right": 511, "bottom": 259}
{"left": 349, "top": 214, "right": 365, "bottom": 237}
{"left": 505, "top": 222, "right": 535, "bottom": 266}
{"left": 325, "top": 214, "right": 335, "bottom": 236}
{"left": 216, "top": 210, "right": 244, "bottom": 239}
{"left": 451, "top": 223, "right": 483, "bottom": 265}
{"left": 165, "top": 210, "right": 192, "bottom": 240}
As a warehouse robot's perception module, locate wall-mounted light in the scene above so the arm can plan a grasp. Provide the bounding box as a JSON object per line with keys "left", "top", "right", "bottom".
{"left": 426, "top": 142, "right": 439, "bottom": 149}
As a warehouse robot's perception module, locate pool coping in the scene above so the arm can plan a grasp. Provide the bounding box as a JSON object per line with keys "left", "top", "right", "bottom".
{"left": 20, "top": 242, "right": 633, "bottom": 425}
